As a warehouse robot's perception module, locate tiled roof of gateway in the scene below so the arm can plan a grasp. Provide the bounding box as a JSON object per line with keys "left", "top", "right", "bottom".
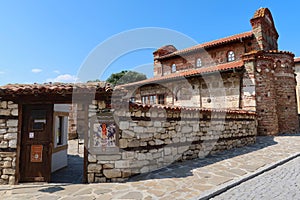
{"left": 294, "top": 57, "right": 300, "bottom": 63}
{"left": 120, "top": 60, "right": 244, "bottom": 88}
{"left": 0, "top": 82, "right": 112, "bottom": 96}
{"left": 157, "top": 31, "right": 253, "bottom": 60}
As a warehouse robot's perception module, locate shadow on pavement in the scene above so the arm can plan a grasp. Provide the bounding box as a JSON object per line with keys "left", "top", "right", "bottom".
{"left": 129, "top": 136, "right": 279, "bottom": 181}
{"left": 50, "top": 154, "right": 84, "bottom": 184}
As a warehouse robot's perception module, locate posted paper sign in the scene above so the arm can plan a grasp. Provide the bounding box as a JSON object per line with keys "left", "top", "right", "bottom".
{"left": 29, "top": 132, "right": 34, "bottom": 139}
{"left": 30, "top": 145, "right": 43, "bottom": 162}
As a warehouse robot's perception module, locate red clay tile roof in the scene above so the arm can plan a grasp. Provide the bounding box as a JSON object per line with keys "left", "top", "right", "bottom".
{"left": 125, "top": 102, "right": 256, "bottom": 115}
{"left": 266, "top": 50, "right": 294, "bottom": 56}
{"left": 0, "top": 82, "right": 112, "bottom": 96}
{"left": 253, "top": 8, "right": 269, "bottom": 18}
{"left": 294, "top": 57, "right": 300, "bottom": 63}
{"left": 157, "top": 31, "right": 253, "bottom": 60}
{"left": 120, "top": 60, "right": 244, "bottom": 88}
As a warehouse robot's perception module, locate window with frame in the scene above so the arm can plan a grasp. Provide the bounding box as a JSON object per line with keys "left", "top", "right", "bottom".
{"left": 158, "top": 94, "right": 165, "bottom": 105}
{"left": 227, "top": 51, "right": 235, "bottom": 62}
{"left": 171, "top": 64, "right": 176, "bottom": 73}
{"left": 196, "top": 58, "right": 202, "bottom": 67}
{"left": 142, "top": 96, "right": 148, "bottom": 104}
{"left": 141, "top": 95, "right": 159, "bottom": 105}
{"left": 56, "top": 116, "right": 64, "bottom": 145}
{"left": 149, "top": 95, "right": 156, "bottom": 105}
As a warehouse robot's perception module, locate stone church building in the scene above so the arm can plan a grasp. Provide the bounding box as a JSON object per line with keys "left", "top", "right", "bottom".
{"left": 0, "top": 7, "right": 299, "bottom": 185}
{"left": 122, "top": 8, "right": 300, "bottom": 136}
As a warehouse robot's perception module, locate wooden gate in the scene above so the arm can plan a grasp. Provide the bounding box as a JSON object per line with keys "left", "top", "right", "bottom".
{"left": 20, "top": 104, "right": 53, "bottom": 182}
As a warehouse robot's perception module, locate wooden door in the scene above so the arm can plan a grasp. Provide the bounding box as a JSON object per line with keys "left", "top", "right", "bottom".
{"left": 20, "top": 104, "right": 53, "bottom": 182}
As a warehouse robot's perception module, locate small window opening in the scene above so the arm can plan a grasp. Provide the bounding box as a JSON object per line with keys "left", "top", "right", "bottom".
{"left": 227, "top": 51, "right": 235, "bottom": 62}
{"left": 56, "top": 116, "right": 63, "bottom": 145}
{"left": 149, "top": 95, "right": 156, "bottom": 105}
{"left": 158, "top": 94, "right": 165, "bottom": 105}
{"left": 196, "top": 58, "right": 202, "bottom": 67}
{"left": 142, "top": 96, "right": 148, "bottom": 104}
{"left": 171, "top": 64, "right": 176, "bottom": 73}
{"left": 130, "top": 97, "right": 135, "bottom": 103}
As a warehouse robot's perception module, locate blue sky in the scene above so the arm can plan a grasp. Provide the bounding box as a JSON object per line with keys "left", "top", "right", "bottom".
{"left": 0, "top": 1, "right": 299, "bottom": 85}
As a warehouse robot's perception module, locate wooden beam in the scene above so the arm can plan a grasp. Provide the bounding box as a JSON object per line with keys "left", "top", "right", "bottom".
{"left": 52, "top": 144, "right": 68, "bottom": 153}
{"left": 15, "top": 104, "right": 23, "bottom": 184}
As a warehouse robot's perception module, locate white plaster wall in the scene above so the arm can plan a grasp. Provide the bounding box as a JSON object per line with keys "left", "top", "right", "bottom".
{"left": 53, "top": 116, "right": 68, "bottom": 146}
{"left": 52, "top": 104, "right": 70, "bottom": 172}
{"left": 295, "top": 63, "right": 300, "bottom": 114}
{"left": 54, "top": 104, "right": 71, "bottom": 112}
{"left": 51, "top": 149, "right": 68, "bottom": 172}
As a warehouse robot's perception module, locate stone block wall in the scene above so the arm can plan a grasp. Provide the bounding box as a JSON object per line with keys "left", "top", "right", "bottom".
{"left": 86, "top": 100, "right": 257, "bottom": 183}
{"left": 68, "top": 104, "right": 78, "bottom": 140}
{"left": 0, "top": 100, "right": 18, "bottom": 184}
{"left": 241, "top": 61, "right": 256, "bottom": 111}
{"left": 68, "top": 103, "right": 87, "bottom": 140}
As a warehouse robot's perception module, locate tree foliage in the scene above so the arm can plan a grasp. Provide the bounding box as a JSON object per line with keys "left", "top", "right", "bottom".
{"left": 106, "top": 70, "right": 147, "bottom": 86}
{"left": 87, "top": 79, "right": 101, "bottom": 83}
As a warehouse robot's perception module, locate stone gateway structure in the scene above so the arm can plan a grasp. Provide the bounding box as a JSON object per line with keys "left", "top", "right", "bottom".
{"left": 0, "top": 8, "right": 299, "bottom": 185}
{"left": 0, "top": 83, "right": 112, "bottom": 184}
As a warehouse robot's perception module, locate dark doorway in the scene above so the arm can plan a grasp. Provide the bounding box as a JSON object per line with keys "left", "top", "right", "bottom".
{"left": 50, "top": 139, "right": 84, "bottom": 184}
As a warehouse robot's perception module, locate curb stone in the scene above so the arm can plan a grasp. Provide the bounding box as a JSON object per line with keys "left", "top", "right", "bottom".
{"left": 196, "top": 152, "right": 300, "bottom": 200}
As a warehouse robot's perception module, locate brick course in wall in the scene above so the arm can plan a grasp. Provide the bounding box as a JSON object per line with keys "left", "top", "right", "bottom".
{"left": 242, "top": 51, "right": 300, "bottom": 135}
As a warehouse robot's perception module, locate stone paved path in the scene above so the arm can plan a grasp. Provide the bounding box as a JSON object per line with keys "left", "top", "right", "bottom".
{"left": 1, "top": 135, "right": 300, "bottom": 200}
{"left": 211, "top": 156, "right": 300, "bottom": 200}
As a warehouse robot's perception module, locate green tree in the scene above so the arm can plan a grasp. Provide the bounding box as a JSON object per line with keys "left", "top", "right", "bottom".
{"left": 106, "top": 70, "right": 147, "bottom": 86}
{"left": 87, "top": 79, "right": 101, "bottom": 83}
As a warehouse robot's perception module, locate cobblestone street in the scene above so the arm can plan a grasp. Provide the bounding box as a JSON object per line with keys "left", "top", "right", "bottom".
{"left": 211, "top": 156, "right": 300, "bottom": 200}
{"left": 1, "top": 135, "right": 300, "bottom": 199}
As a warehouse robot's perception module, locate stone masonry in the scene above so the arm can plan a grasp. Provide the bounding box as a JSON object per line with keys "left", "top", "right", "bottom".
{"left": 0, "top": 100, "right": 18, "bottom": 184}
{"left": 86, "top": 100, "right": 257, "bottom": 183}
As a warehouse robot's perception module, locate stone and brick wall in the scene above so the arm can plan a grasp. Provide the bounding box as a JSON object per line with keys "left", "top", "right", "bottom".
{"left": 132, "top": 72, "right": 241, "bottom": 110}
{"left": 68, "top": 103, "right": 88, "bottom": 140}
{"left": 272, "top": 53, "right": 299, "bottom": 134}
{"left": 125, "top": 8, "right": 300, "bottom": 136}
{"left": 242, "top": 51, "right": 299, "bottom": 135}
{"left": 154, "top": 40, "right": 254, "bottom": 78}
{"left": 86, "top": 100, "right": 257, "bottom": 183}
{"left": 68, "top": 104, "right": 78, "bottom": 140}
{"left": 0, "top": 100, "right": 18, "bottom": 184}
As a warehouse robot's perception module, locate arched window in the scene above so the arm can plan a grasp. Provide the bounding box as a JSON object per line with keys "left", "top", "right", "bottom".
{"left": 196, "top": 58, "right": 202, "bottom": 67}
{"left": 171, "top": 64, "right": 176, "bottom": 73}
{"left": 227, "top": 51, "right": 235, "bottom": 62}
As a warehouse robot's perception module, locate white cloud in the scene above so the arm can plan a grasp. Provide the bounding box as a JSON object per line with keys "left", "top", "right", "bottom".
{"left": 46, "top": 74, "right": 79, "bottom": 83}
{"left": 53, "top": 70, "right": 60, "bottom": 74}
{"left": 31, "top": 68, "right": 42, "bottom": 73}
